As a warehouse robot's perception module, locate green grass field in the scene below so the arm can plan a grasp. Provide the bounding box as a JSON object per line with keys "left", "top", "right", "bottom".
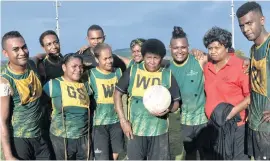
{"left": 120, "top": 95, "right": 185, "bottom": 160}
{"left": 0, "top": 95, "right": 185, "bottom": 160}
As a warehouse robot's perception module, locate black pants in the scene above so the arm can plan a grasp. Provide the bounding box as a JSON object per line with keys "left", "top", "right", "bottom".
{"left": 247, "top": 127, "right": 270, "bottom": 160}
{"left": 181, "top": 123, "right": 208, "bottom": 160}
{"left": 50, "top": 133, "right": 91, "bottom": 160}
{"left": 11, "top": 136, "right": 52, "bottom": 160}
{"left": 127, "top": 133, "right": 170, "bottom": 160}
{"left": 93, "top": 122, "right": 125, "bottom": 160}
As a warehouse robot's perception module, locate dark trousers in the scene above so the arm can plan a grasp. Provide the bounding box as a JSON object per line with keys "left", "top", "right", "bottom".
{"left": 50, "top": 133, "right": 91, "bottom": 160}
{"left": 11, "top": 136, "right": 52, "bottom": 160}
{"left": 127, "top": 133, "right": 170, "bottom": 160}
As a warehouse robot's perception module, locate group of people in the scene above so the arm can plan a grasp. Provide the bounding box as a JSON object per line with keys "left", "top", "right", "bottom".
{"left": 0, "top": 1, "right": 270, "bottom": 160}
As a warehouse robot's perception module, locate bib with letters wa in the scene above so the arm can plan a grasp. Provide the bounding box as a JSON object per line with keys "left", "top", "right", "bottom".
{"left": 89, "top": 67, "right": 122, "bottom": 125}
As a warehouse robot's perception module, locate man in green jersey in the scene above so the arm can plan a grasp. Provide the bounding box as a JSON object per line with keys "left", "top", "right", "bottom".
{"left": 237, "top": 1, "right": 270, "bottom": 160}
{"left": 114, "top": 38, "right": 181, "bottom": 160}
{"left": 166, "top": 26, "right": 208, "bottom": 160}
{"left": 0, "top": 31, "right": 51, "bottom": 160}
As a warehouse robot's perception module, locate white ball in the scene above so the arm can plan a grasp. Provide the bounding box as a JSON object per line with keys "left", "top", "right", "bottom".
{"left": 143, "top": 85, "right": 171, "bottom": 114}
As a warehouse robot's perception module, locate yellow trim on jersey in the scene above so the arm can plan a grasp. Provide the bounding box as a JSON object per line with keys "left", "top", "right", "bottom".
{"left": 7, "top": 64, "right": 27, "bottom": 75}
{"left": 96, "top": 67, "right": 112, "bottom": 75}
{"left": 255, "top": 34, "right": 270, "bottom": 49}
{"left": 172, "top": 54, "right": 189, "bottom": 67}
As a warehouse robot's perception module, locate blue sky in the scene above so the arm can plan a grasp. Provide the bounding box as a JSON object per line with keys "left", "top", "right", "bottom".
{"left": 1, "top": 1, "right": 270, "bottom": 59}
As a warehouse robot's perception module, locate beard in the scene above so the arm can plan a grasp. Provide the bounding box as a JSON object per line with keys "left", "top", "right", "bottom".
{"left": 48, "top": 52, "right": 61, "bottom": 59}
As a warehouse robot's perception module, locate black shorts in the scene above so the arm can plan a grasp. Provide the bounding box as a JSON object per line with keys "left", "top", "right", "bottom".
{"left": 50, "top": 133, "right": 91, "bottom": 160}
{"left": 181, "top": 123, "right": 208, "bottom": 159}
{"left": 247, "top": 128, "right": 270, "bottom": 160}
{"left": 127, "top": 133, "right": 170, "bottom": 160}
{"left": 11, "top": 136, "right": 52, "bottom": 160}
{"left": 93, "top": 122, "right": 125, "bottom": 160}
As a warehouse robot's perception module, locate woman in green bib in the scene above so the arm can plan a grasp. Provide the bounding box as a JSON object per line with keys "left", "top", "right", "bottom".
{"left": 43, "top": 53, "right": 92, "bottom": 160}
{"left": 89, "top": 43, "right": 124, "bottom": 160}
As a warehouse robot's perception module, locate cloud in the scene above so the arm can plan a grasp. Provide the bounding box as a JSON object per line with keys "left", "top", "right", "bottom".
{"left": 201, "top": 1, "right": 228, "bottom": 12}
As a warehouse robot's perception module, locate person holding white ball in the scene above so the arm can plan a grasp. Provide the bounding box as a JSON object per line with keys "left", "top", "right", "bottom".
{"left": 114, "top": 38, "right": 180, "bottom": 160}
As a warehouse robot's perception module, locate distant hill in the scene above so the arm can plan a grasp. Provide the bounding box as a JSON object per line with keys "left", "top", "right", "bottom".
{"left": 113, "top": 48, "right": 172, "bottom": 59}
{"left": 0, "top": 48, "right": 172, "bottom": 67}
{"left": 1, "top": 60, "right": 8, "bottom": 66}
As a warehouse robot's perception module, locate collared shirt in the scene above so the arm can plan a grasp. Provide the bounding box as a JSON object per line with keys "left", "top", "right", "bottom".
{"left": 204, "top": 54, "right": 250, "bottom": 126}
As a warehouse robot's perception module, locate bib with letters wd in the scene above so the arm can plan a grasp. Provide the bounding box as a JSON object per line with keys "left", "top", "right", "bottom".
{"left": 127, "top": 63, "right": 171, "bottom": 136}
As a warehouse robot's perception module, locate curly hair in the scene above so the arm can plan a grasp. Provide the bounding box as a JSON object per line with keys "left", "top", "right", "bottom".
{"left": 141, "top": 39, "right": 166, "bottom": 58}
{"left": 130, "top": 38, "right": 146, "bottom": 49}
{"left": 203, "top": 27, "right": 232, "bottom": 49}
{"left": 236, "top": 1, "right": 263, "bottom": 18}
{"left": 172, "top": 26, "right": 187, "bottom": 39}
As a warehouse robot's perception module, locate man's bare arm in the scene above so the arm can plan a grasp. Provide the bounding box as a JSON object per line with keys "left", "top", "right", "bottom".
{"left": 0, "top": 78, "right": 18, "bottom": 160}
{"left": 226, "top": 95, "right": 250, "bottom": 120}
{"left": 31, "top": 53, "right": 47, "bottom": 65}
{"left": 114, "top": 90, "right": 126, "bottom": 120}
{"left": 190, "top": 48, "right": 208, "bottom": 69}
{"left": 170, "top": 101, "right": 179, "bottom": 113}
{"left": 116, "top": 55, "right": 130, "bottom": 66}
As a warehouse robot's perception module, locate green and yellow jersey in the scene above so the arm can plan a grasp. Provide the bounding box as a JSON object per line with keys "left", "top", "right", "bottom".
{"left": 116, "top": 62, "right": 180, "bottom": 136}
{"left": 166, "top": 55, "right": 208, "bottom": 125}
{"left": 0, "top": 60, "right": 43, "bottom": 138}
{"left": 127, "top": 59, "right": 143, "bottom": 68}
{"left": 43, "top": 77, "right": 92, "bottom": 139}
{"left": 249, "top": 35, "right": 270, "bottom": 132}
{"left": 88, "top": 67, "right": 122, "bottom": 126}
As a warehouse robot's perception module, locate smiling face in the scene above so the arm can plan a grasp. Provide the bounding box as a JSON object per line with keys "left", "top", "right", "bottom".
{"left": 62, "top": 57, "right": 84, "bottom": 82}
{"left": 238, "top": 11, "right": 265, "bottom": 42}
{"left": 131, "top": 44, "right": 143, "bottom": 63}
{"left": 170, "top": 37, "right": 189, "bottom": 64}
{"left": 3, "top": 37, "right": 29, "bottom": 67}
{"left": 97, "top": 48, "right": 114, "bottom": 72}
{"left": 87, "top": 30, "right": 105, "bottom": 49}
{"left": 42, "top": 34, "right": 61, "bottom": 57}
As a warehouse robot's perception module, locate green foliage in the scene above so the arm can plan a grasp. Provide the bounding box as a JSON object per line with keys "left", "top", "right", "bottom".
{"left": 235, "top": 49, "right": 246, "bottom": 57}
